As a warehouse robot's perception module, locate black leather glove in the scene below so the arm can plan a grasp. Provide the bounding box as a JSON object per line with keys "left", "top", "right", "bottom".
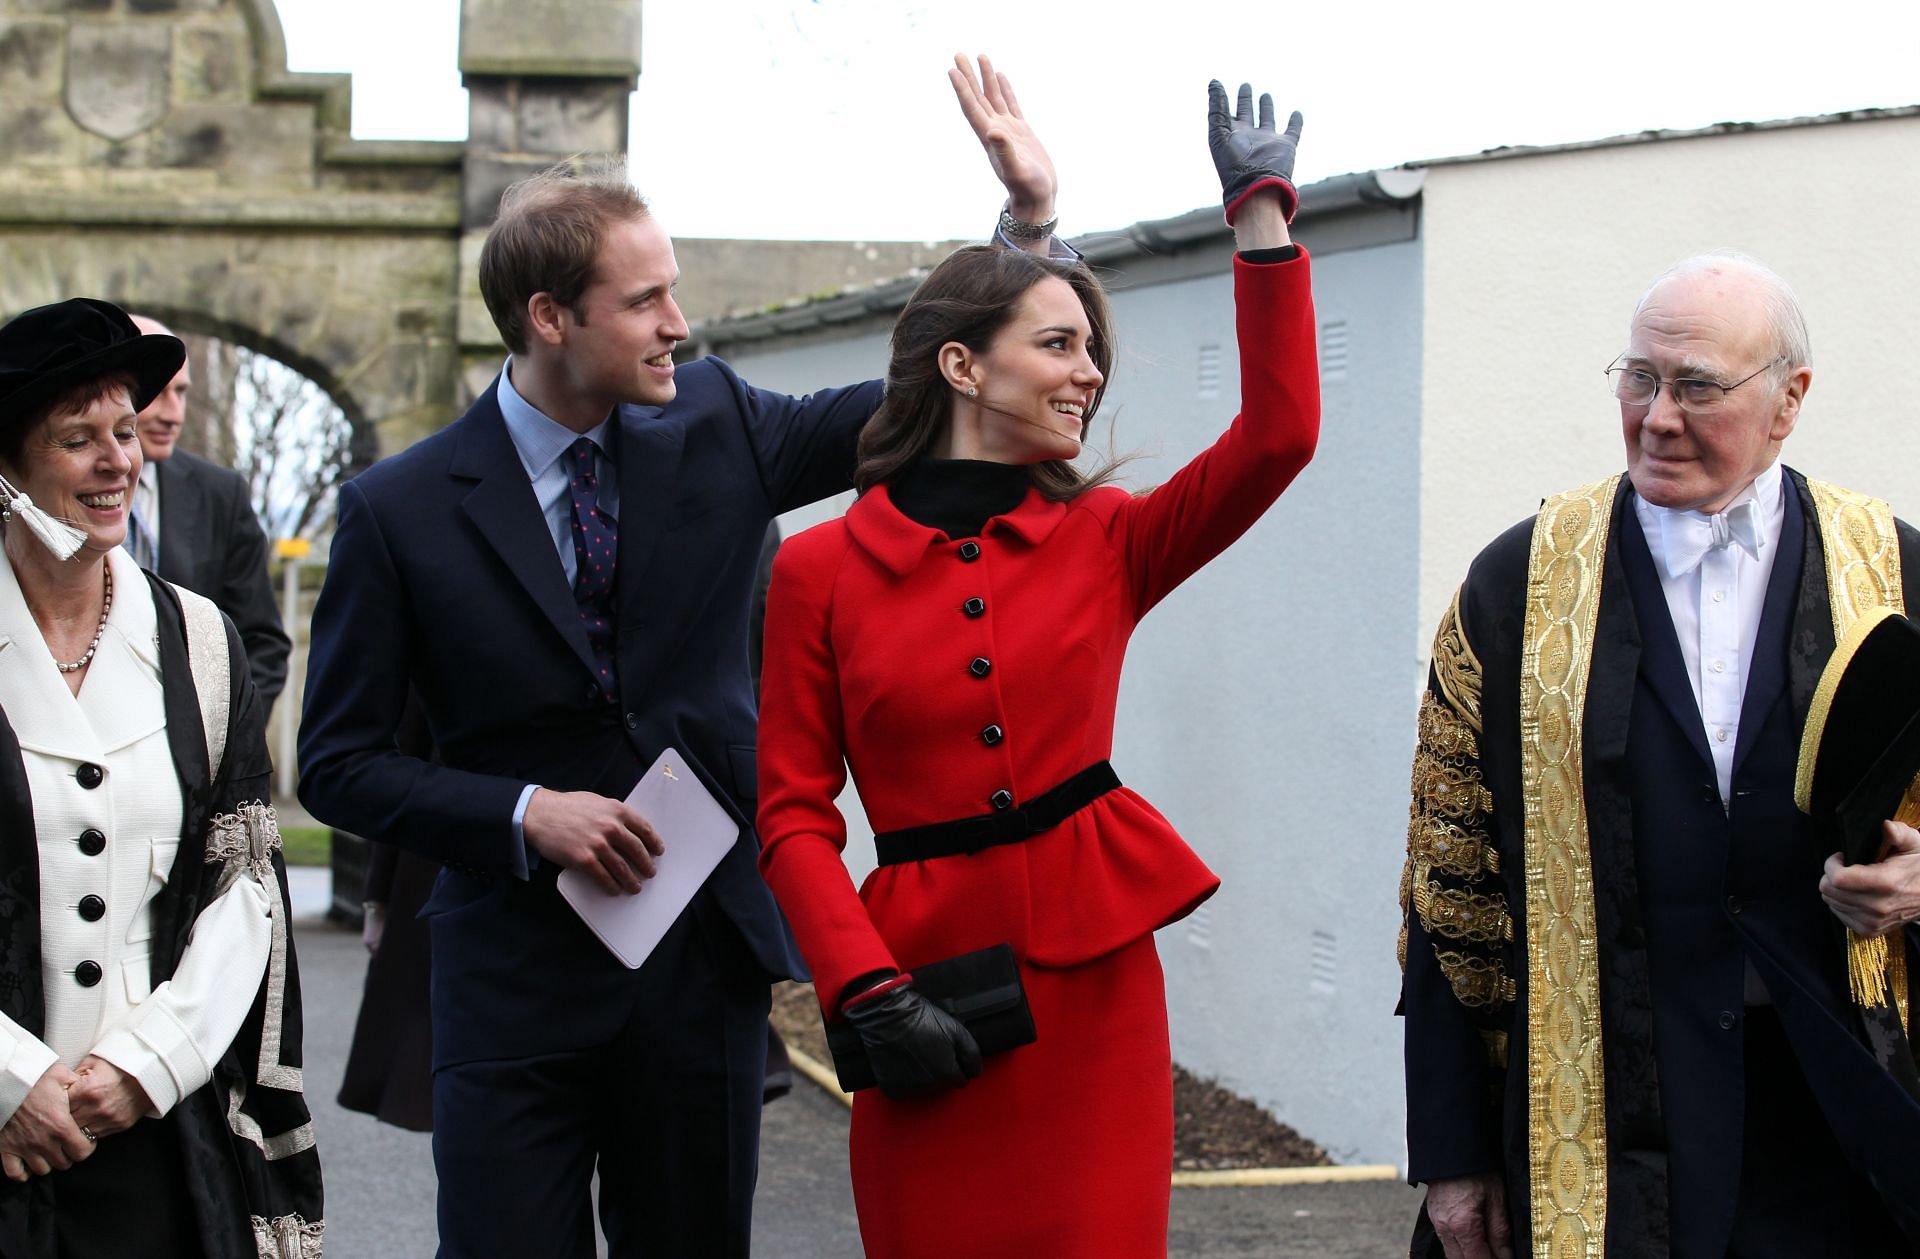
{"left": 1207, "top": 80, "right": 1303, "bottom": 225}
{"left": 843, "top": 981, "right": 983, "bottom": 1099}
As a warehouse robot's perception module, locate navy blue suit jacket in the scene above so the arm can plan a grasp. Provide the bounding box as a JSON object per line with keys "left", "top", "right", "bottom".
{"left": 298, "top": 357, "right": 880, "bottom": 1066}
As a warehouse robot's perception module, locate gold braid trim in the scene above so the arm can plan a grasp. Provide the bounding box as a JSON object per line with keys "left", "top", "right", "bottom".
{"left": 1520, "top": 475, "right": 1617, "bottom": 1259}
{"left": 1402, "top": 587, "right": 1514, "bottom": 1027}
{"left": 1805, "top": 479, "right": 1911, "bottom": 1031}
{"left": 1436, "top": 951, "right": 1517, "bottom": 1008}
{"left": 1432, "top": 589, "right": 1486, "bottom": 734}
{"left": 1419, "top": 882, "right": 1514, "bottom": 944}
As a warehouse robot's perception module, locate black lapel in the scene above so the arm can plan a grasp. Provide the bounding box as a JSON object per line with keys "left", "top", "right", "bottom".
{"left": 1585, "top": 483, "right": 1672, "bottom": 1208}
{"left": 154, "top": 456, "right": 200, "bottom": 584}
{"left": 1731, "top": 475, "right": 1804, "bottom": 771}
{"left": 611, "top": 404, "right": 686, "bottom": 635}
{"left": 452, "top": 384, "right": 597, "bottom": 676}
{"left": 145, "top": 573, "right": 212, "bottom": 981}
{"left": 1785, "top": 468, "right": 1840, "bottom": 730}
{"left": 1617, "top": 498, "right": 1716, "bottom": 770}
{"left": 0, "top": 703, "right": 43, "bottom": 1038}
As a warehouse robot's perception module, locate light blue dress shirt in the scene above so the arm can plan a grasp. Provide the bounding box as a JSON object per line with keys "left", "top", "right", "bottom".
{"left": 497, "top": 361, "right": 621, "bottom": 587}
{"left": 496, "top": 361, "right": 625, "bottom": 866}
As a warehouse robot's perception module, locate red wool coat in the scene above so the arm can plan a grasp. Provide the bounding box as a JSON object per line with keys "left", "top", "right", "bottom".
{"left": 757, "top": 252, "right": 1319, "bottom": 1011}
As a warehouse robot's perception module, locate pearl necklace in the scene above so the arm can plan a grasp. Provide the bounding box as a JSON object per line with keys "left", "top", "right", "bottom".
{"left": 54, "top": 564, "right": 112, "bottom": 674}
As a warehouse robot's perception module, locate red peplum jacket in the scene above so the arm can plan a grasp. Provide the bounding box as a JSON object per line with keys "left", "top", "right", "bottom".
{"left": 757, "top": 251, "right": 1320, "bottom": 1011}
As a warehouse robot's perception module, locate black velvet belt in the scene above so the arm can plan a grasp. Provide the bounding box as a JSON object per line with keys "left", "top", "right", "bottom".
{"left": 873, "top": 761, "right": 1121, "bottom": 866}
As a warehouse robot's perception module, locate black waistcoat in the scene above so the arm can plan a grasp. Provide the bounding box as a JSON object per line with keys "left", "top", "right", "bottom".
{"left": 1618, "top": 488, "right": 1815, "bottom": 1258}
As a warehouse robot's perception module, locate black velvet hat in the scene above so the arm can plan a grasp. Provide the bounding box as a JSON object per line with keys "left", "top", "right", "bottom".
{"left": 1796, "top": 606, "right": 1920, "bottom": 865}
{"left": 0, "top": 298, "right": 186, "bottom": 438}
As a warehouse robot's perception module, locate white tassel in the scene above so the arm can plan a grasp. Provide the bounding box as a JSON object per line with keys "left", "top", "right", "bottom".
{"left": 0, "top": 474, "right": 86, "bottom": 561}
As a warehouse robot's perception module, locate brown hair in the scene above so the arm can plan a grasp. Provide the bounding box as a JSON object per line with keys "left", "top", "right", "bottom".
{"left": 0, "top": 372, "right": 137, "bottom": 467}
{"left": 855, "top": 245, "right": 1122, "bottom": 500}
{"left": 478, "top": 157, "right": 651, "bottom": 355}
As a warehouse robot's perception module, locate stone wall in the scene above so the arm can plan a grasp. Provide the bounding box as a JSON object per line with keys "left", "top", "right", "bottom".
{"left": 0, "top": 0, "right": 466, "bottom": 458}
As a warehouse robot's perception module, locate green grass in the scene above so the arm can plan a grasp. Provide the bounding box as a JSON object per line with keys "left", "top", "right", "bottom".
{"left": 279, "top": 826, "right": 331, "bottom": 868}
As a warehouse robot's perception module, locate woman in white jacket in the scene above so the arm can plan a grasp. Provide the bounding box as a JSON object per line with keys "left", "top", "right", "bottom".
{"left": 0, "top": 298, "right": 321, "bottom": 1258}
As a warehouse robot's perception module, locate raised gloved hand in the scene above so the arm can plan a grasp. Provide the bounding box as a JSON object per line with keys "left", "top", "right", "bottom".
{"left": 1207, "top": 80, "right": 1304, "bottom": 226}
{"left": 842, "top": 978, "right": 983, "bottom": 1099}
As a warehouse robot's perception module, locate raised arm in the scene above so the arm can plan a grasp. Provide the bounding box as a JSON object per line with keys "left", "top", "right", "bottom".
{"left": 948, "top": 54, "right": 1071, "bottom": 256}
{"left": 1117, "top": 81, "right": 1317, "bottom": 617}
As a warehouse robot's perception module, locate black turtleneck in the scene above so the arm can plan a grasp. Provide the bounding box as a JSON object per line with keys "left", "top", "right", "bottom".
{"left": 889, "top": 459, "right": 1032, "bottom": 540}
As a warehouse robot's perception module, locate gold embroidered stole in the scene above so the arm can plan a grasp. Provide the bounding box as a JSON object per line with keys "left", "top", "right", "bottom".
{"left": 1519, "top": 476, "right": 1617, "bottom": 1259}
{"left": 1803, "top": 479, "right": 1911, "bottom": 1028}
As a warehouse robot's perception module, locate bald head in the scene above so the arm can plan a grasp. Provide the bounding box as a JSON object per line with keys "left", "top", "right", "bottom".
{"left": 1618, "top": 253, "right": 1813, "bottom": 514}
{"left": 129, "top": 313, "right": 190, "bottom": 462}
{"left": 1632, "top": 253, "right": 1811, "bottom": 379}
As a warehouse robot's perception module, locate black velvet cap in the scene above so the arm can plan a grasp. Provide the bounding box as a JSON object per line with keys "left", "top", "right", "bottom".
{"left": 1796, "top": 606, "right": 1920, "bottom": 865}
{"left": 0, "top": 298, "right": 185, "bottom": 439}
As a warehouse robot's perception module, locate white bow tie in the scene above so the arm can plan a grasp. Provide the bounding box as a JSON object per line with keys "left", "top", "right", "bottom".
{"left": 1659, "top": 499, "right": 1762, "bottom": 578}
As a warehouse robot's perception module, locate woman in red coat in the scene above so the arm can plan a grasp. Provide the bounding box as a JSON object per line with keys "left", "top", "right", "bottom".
{"left": 757, "top": 77, "right": 1319, "bottom": 1258}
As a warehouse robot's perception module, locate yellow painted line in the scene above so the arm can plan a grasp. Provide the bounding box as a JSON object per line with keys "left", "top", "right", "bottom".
{"left": 1171, "top": 1165, "right": 1401, "bottom": 1187}
{"left": 787, "top": 1046, "right": 853, "bottom": 1108}
{"left": 783, "top": 1047, "right": 1400, "bottom": 1189}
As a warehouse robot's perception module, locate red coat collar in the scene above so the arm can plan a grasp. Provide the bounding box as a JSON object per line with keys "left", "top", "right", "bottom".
{"left": 846, "top": 481, "right": 1071, "bottom": 577}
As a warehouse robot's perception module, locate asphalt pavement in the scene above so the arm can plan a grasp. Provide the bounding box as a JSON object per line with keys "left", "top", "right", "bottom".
{"left": 290, "top": 870, "right": 1423, "bottom": 1258}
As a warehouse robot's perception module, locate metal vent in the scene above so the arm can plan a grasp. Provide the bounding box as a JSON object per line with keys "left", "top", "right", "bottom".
{"left": 1197, "top": 344, "right": 1222, "bottom": 400}
{"left": 1310, "top": 929, "right": 1337, "bottom": 993}
{"left": 1320, "top": 320, "right": 1349, "bottom": 383}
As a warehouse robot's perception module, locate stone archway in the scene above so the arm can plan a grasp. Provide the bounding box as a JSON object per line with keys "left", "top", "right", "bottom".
{"left": 0, "top": 0, "right": 469, "bottom": 457}
{"left": 0, "top": 0, "right": 647, "bottom": 459}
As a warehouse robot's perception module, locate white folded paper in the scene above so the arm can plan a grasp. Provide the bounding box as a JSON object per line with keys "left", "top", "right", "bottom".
{"left": 556, "top": 747, "right": 740, "bottom": 969}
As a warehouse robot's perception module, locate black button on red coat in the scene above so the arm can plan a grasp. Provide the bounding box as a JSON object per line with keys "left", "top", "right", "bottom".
{"left": 981, "top": 725, "right": 1004, "bottom": 746}
{"left": 991, "top": 790, "right": 1014, "bottom": 810}
{"left": 969, "top": 658, "right": 992, "bottom": 678}
{"left": 77, "top": 829, "right": 105, "bottom": 856}
{"left": 963, "top": 598, "right": 986, "bottom": 618}
{"left": 78, "top": 895, "right": 105, "bottom": 922}
{"left": 958, "top": 542, "right": 981, "bottom": 562}
{"left": 74, "top": 961, "right": 102, "bottom": 987}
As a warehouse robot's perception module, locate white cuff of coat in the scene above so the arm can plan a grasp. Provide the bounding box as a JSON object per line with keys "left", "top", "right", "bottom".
{"left": 91, "top": 872, "right": 273, "bottom": 1117}
{"left": 0, "top": 1033, "right": 58, "bottom": 1128}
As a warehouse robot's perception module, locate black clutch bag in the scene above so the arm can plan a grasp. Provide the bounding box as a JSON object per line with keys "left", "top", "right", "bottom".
{"left": 824, "top": 943, "right": 1037, "bottom": 1093}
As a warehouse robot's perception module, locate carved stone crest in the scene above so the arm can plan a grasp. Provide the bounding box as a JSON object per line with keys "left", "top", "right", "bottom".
{"left": 65, "top": 23, "right": 173, "bottom": 142}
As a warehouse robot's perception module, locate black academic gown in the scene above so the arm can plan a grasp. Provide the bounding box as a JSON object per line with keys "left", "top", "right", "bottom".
{"left": 1403, "top": 469, "right": 1920, "bottom": 1257}
{"left": 0, "top": 573, "right": 322, "bottom": 1258}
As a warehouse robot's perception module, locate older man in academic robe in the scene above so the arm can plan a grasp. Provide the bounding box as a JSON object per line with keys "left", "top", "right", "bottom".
{"left": 1399, "top": 254, "right": 1920, "bottom": 1259}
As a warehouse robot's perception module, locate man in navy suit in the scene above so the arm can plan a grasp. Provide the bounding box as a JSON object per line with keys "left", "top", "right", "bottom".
{"left": 124, "top": 315, "right": 291, "bottom": 710}
{"left": 300, "top": 60, "right": 1067, "bottom": 1257}
{"left": 1399, "top": 255, "right": 1920, "bottom": 1258}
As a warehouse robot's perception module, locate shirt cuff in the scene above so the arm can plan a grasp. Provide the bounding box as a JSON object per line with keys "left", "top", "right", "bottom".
{"left": 512, "top": 784, "right": 537, "bottom": 878}
{"left": 993, "top": 223, "right": 1082, "bottom": 262}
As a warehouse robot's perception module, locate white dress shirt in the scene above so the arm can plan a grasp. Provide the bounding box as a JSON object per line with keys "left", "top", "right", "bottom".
{"left": 0, "top": 546, "right": 272, "bottom": 1123}
{"left": 1632, "top": 459, "right": 1787, "bottom": 803}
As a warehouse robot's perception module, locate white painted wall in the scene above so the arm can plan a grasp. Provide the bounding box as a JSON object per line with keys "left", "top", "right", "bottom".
{"left": 1417, "top": 115, "right": 1920, "bottom": 644}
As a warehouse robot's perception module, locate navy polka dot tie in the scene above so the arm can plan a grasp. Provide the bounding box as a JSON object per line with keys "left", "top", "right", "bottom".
{"left": 565, "top": 438, "right": 619, "bottom": 700}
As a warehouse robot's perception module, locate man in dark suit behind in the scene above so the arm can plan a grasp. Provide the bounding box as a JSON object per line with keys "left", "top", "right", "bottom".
{"left": 298, "top": 58, "right": 1066, "bottom": 1259}
{"left": 126, "top": 315, "right": 291, "bottom": 709}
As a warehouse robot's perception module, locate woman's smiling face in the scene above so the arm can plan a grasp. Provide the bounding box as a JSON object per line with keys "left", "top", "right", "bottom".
{"left": 952, "top": 276, "right": 1105, "bottom": 465}
{"left": 9, "top": 384, "right": 142, "bottom": 556}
